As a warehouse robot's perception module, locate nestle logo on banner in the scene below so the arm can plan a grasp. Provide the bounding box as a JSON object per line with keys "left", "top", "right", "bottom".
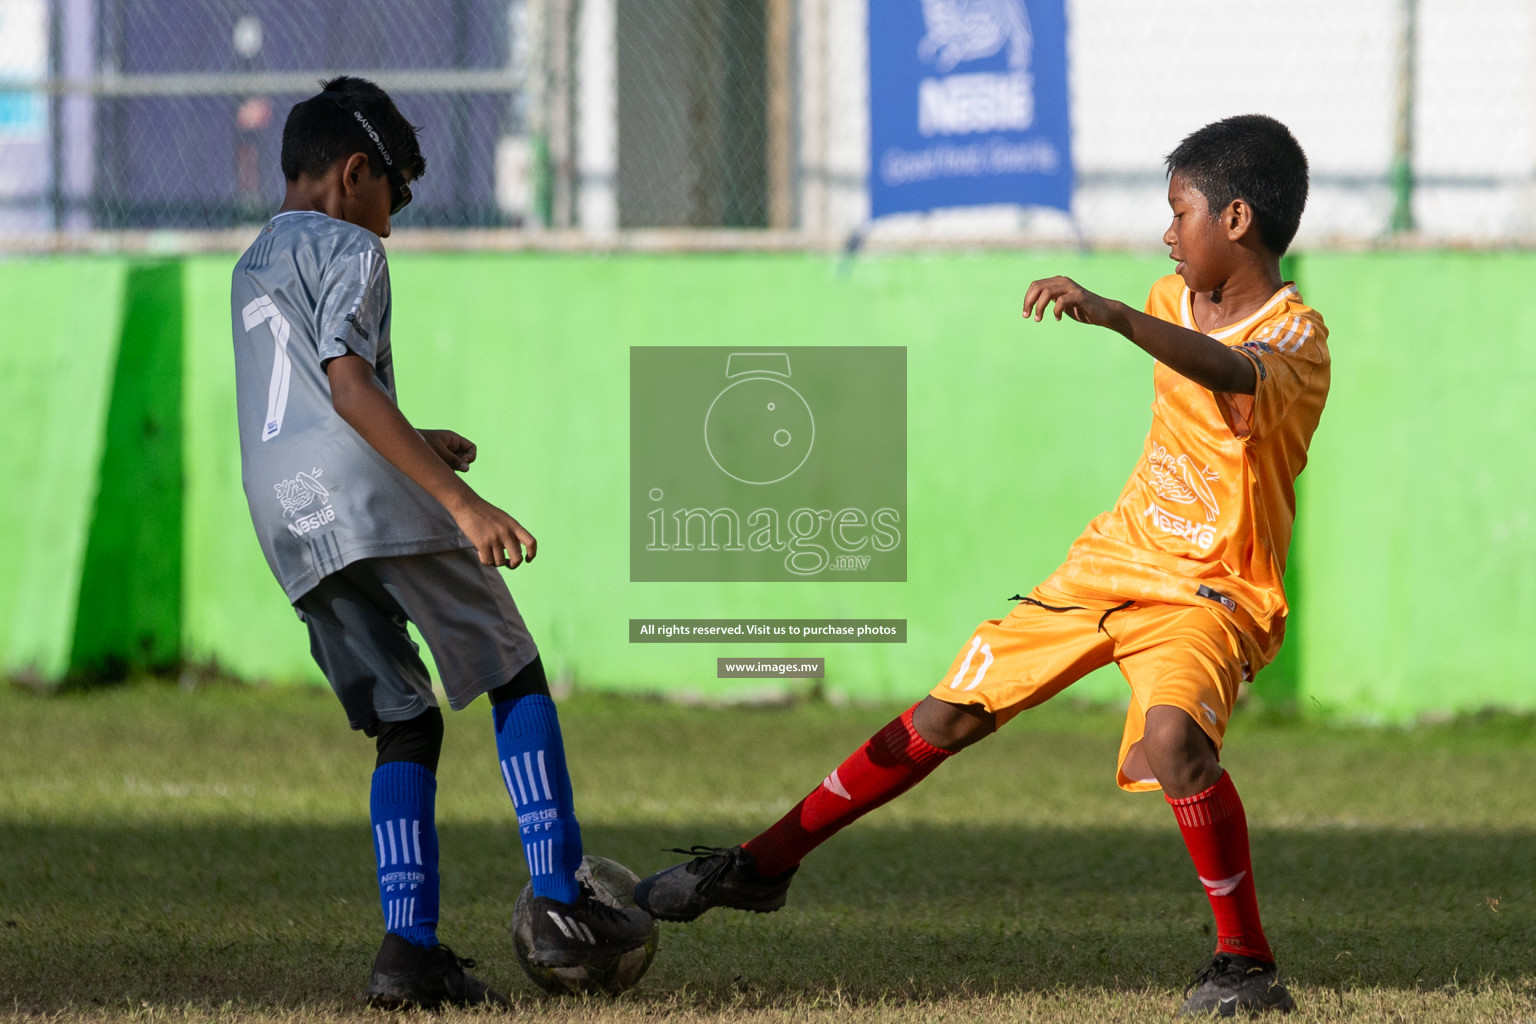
{"left": 629, "top": 348, "right": 907, "bottom": 583}
{"left": 920, "top": 74, "right": 1033, "bottom": 135}
{"left": 917, "top": 0, "right": 1034, "bottom": 135}
{"left": 868, "top": 0, "right": 1071, "bottom": 217}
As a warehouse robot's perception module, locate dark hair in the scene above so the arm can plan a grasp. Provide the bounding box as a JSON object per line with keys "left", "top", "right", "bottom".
{"left": 280, "top": 76, "right": 426, "bottom": 184}
{"left": 1165, "top": 114, "right": 1309, "bottom": 255}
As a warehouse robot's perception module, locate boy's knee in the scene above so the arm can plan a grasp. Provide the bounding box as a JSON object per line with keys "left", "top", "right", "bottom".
{"left": 488, "top": 655, "right": 549, "bottom": 706}
{"left": 375, "top": 707, "right": 444, "bottom": 773}
{"left": 1140, "top": 705, "right": 1220, "bottom": 798}
{"left": 912, "top": 696, "right": 995, "bottom": 752}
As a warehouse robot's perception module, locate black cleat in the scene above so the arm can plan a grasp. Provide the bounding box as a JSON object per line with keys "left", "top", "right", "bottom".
{"left": 364, "top": 933, "right": 509, "bottom": 1010}
{"left": 1179, "top": 952, "right": 1296, "bottom": 1017}
{"left": 633, "top": 845, "right": 796, "bottom": 922}
{"left": 526, "top": 881, "right": 655, "bottom": 967}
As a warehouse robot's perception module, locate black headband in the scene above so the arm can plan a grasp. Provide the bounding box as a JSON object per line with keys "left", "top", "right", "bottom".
{"left": 321, "top": 90, "right": 412, "bottom": 215}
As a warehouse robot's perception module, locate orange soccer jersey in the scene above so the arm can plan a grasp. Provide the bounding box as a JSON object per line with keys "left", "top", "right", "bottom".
{"left": 931, "top": 275, "right": 1329, "bottom": 790}
{"left": 1046, "top": 274, "right": 1330, "bottom": 669}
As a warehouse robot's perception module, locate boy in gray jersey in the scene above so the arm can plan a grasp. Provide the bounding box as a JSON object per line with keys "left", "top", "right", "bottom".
{"left": 230, "top": 77, "right": 651, "bottom": 1009}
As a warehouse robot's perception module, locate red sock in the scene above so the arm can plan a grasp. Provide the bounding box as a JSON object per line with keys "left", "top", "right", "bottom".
{"left": 743, "top": 702, "right": 951, "bottom": 876}
{"left": 1166, "top": 771, "right": 1274, "bottom": 962}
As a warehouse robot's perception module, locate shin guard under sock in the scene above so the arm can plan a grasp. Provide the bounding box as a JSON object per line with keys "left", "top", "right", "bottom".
{"left": 370, "top": 761, "right": 440, "bottom": 947}
{"left": 493, "top": 693, "right": 583, "bottom": 904}
{"left": 1167, "top": 771, "right": 1274, "bottom": 962}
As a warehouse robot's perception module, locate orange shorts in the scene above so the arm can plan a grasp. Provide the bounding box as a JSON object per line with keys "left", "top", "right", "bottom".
{"left": 930, "top": 583, "right": 1255, "bottom": 792}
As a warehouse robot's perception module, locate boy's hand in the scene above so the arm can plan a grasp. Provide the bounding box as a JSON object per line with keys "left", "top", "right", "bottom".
{"left": 1022, "top": 276, "right": 1123, "bottom": 330}
{"left": 420, "top": 429, "right": 477, "bottom": 472}
{"left": 450, "top": 495, "right": 538, "bottom": 569}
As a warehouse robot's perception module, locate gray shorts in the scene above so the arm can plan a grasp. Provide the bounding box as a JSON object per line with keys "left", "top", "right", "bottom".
{"left": 294, "top": 548, "right": 539, "bottom": 733}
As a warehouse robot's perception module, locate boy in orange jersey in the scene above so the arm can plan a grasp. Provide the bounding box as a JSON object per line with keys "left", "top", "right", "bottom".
{"left": 637, "top": 114, "right": 1324, "bottom": 1017}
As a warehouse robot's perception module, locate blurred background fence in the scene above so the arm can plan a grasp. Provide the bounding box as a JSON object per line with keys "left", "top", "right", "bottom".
{"left": 4, "top": 0, "right": 1535, "bottom": 246}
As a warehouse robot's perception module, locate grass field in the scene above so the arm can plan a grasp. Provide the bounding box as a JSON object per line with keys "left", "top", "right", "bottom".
{"left": 2, "top": 681, "right": 1534, "bottom": 1023}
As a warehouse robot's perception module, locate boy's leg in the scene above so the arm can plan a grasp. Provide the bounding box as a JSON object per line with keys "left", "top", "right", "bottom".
{"left": 368, "top": 551, "right": 654, "bottom": 966}
{"left": 634, "top": 700, "right": 960, "bottom": 923}
{"left": 371, "top": 709, "right": 444, "bottom": 949}
{"left": 295, "top": 566, "right": 507, "bottom": 1009}
{"left": 635, "top": 593, "right": 1115, "bottom": 922}
{"left": 297, "top": 571, "right": 446, "bottom": 950}
{"left": 356, "top": 552, "right": 569, "bottom": 894}
{"left": 488, "top": 655, "right": 654, "bottom": 964}
{"left": 1141, "top": 707, "right": 1292, "bottom": 1016}
{"left": 1114, "top": 607, "right": 1292, "bottom": 1015}
{"left": 1141, "top": 707, "right": 1272, "bottom": 961}
{"left": 489, "top": 657, "right": 581, "bottom": 904}
{"left": 739, "top": 697, "right": 980, "bottom": 875}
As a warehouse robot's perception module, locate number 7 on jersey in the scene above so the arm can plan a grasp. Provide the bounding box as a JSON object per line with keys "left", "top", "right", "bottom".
{"left": 242, "top": 294, "right": 293, "bottom": 442}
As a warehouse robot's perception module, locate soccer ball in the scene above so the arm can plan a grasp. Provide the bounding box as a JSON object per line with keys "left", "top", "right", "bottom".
{"left": 510, "top": 855, "right": 659, "bottom": 996}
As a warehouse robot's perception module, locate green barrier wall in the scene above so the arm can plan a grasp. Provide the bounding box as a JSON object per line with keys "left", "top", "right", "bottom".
{"left": 0, "top": 261, "right": 128, "bottom": 679}
{"left": 5, "top": 250, "right": 1534, "bottom": 718}
{"left": 69, "top": 262, "right": 184, "bottom": 675}
{"left": 0, "top": 259, "right": 183, "bottom": 680}
{"left": 1294, "top": 253, "right": 1536, "bottom": 718}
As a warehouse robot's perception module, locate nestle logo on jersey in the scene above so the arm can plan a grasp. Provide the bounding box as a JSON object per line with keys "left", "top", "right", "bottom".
{"left": 629, "top": 347, "right": 906, "bottom": 583}
{"left": 287, "top": 505, "right": 336, "bottom": 537}
{"left": 275, "top": 467, "right": 341, "bottom": 538}
{"left": 1144, "top": 501, "right": 1216, "bottom": 550}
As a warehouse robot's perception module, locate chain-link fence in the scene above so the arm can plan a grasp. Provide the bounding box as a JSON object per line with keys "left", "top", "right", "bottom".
{"left": 1, "top": 0, "right": 1532, "bottom": 247}
{"left": 0, "top": 0, "right": 527, "bottom": 233}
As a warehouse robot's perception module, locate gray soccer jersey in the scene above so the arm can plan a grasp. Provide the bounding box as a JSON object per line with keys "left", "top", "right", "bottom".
{"left": 231, "top": 211, "right": 467, "bottom": 601}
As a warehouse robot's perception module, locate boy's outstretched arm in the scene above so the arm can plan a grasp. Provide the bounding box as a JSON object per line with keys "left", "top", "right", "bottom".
{"left": 326, "top": 353, "right": 537, "bottom": 568}
{"left": 1022, "top": 276, "right": 1256, "bottom": 395}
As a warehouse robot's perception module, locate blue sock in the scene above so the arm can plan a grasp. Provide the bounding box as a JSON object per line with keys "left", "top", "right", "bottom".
{"left": 370, "top": 761, "right": 439, "bottom": 947}
{"left": 493, "top": 694, "right": 583, "bottom": 904}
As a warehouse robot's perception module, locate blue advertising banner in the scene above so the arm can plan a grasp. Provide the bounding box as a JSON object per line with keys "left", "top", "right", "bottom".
{"left": 869, "top": 0, "right": 1072, "bottom": 218}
